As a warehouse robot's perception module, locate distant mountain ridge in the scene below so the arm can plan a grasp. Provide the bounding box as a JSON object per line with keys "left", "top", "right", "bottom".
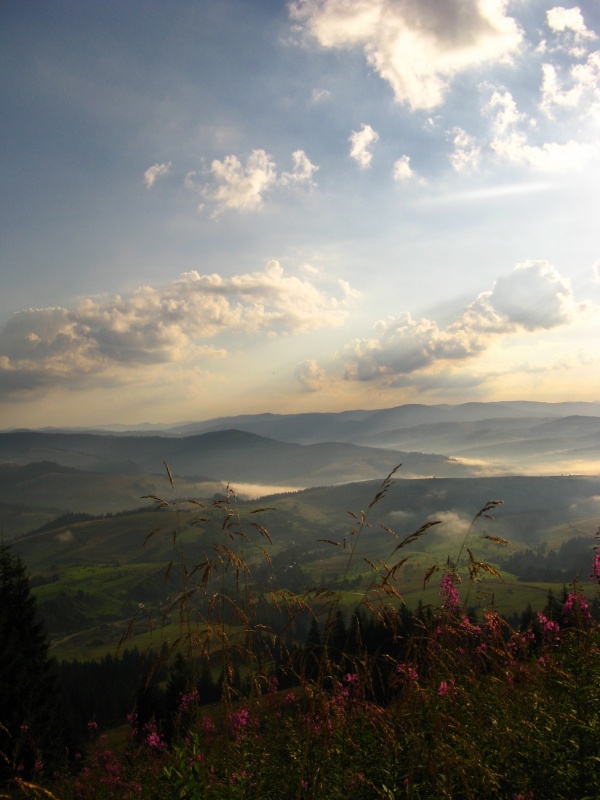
{"left": 7, "top": 401, "right": 600, "bottom": 439}
{"left": 0, "top": 427, "right": 470, "bottom": 488}
{"left": 2, "top": 401, "right": 599, "bottom": 482}
{"left": 154, "top": 401, "right": 600, "bottom": 442}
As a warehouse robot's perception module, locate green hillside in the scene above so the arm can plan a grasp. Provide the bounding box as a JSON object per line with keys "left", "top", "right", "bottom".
{"left": 6, "top": 471, "right": 598, "bottom": 661}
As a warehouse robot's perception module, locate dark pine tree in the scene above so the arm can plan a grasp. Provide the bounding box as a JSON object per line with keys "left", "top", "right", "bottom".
{"left": 303, "top": 616, "right": 322, "bottom": 682}
{"left": 0, "top": 544, "right": 65, "bottom": 785}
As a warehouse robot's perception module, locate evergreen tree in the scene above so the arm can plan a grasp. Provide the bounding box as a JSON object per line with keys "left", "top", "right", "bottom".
{"left": 0, "top": 544, "right": 64, "bottom": 784}
{"left": 329, "top": 609, "right": 348, "bottom": 665}
{"left": 303, "top": 616, "right": 322, "bottom": 681}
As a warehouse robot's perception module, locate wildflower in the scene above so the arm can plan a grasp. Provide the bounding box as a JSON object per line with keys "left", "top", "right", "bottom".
{"left": 202, "top": 716, "right": 216, "bottom": 734}
{"left": 537, "top": 612, "right": 560, "bottom": 636}
{"left": 590, "top": 552, "right": 600, "bottom": 583}
{"left": 228, "top": 708, "right": 250, "bottom": 732}
{"left": 440, "top": 571, "right": 461, "bottom": 610}
{"left": 396, "top": 663, "right": 418, "bottom": 682}
{"left": 146, "top": 730, "right": 166, "bottom": 751}
{"left": 562, "top": 592, "right": 591, "bottom": 623}
{"left": 126, "top": 711, "right": 139, "bottom": 737}
{"left": 483, "top": 610, "right": 501, "bottom": 631}
{"left": 178, "top": 689, "right": 199, "bottom": 714}
{"left": 438, "top": 678, "right": 457, "bottom": 698}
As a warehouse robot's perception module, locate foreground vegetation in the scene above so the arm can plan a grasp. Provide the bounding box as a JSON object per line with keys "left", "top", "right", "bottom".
{"left": 2, "top": 466, "right": 600, "bottom": 799}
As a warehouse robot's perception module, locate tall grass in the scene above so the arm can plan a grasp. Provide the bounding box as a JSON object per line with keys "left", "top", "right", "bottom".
{"left": 38, "top": 466, "right": 600, "bottom": 798}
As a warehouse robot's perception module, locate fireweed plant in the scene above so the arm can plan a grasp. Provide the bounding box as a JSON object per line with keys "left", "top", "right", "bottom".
{"left": 48, "top": 465, "right": 600, "bottom": 800}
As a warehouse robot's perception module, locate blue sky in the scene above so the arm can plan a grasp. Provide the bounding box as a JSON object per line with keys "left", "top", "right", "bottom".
{"left": 1, "top": 0, "right": 600, "bottom": 427}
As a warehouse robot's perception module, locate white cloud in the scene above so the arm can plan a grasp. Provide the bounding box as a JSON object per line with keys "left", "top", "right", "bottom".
{"left": 203, "top": 150, "right": 277, "bottom": 212}
{"left": 188, "top": 149, "right": 319, "bottom": 214}
{"left": 311, "top": 87, "right": 331, "bottom": 102}
{"left": 593, "top": 260, "right": 600, "bottom": 281}
{"left": 0, "top": 262, "right": 355, "bottom": 396}
{"left": 545, "top": 6, "right": 597, "bottom": 58}
{"left": 449, "top": 128, "right": 481, "bottom": 171}
{"left": 338, "top": 278, "right": 361, "bottom": 301}
{"left": 483, "top": 88, "right": 597, "bottom": 171}
{"left": 280, "top": 150, "right": 319, "bottom": 186}
{"left": 546, "top": 6, "right": 596, "bottom": 39}
{"left": 486, "top": 90, "right": 527, "bottom": 134}
{"left": 349, "top": 123, "right": 379, "bottom": 168}
{"left": 294, "top": 359, "right": 326, "bottom": 391}
{"left": 290, "top": 0, "right": 522, "bottom": 110}
{"left": 343, "top": 260, "right": 579, "bottom": 382}
{"left": 483, "top": 259, "right": 575, "bottom": 330}
{"left": 540, "top": 52, "right": 600, "bottom": 119}
{"left": 393, "top": 155, "right": 420, "bottom": 182}
{"left": 144, "top": 162, "right": 171, "bottom": 189}
{"left": 300, "top": 263, "right": 322, "bottom": 277}
{"left": 490, "top": 129, "right": 595, "bottom": 171}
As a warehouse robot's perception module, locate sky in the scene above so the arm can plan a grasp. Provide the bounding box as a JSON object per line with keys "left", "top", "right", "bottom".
{"left": 1, "top": 0, "right": 600, "bottom": 429}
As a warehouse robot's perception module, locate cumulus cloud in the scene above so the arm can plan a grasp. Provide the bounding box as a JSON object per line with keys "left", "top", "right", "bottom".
{"left": 311, "top": 87, "right": 331, "bottom": 102}
{"left": 546, "top": 6, "right": 596, "bottom": 42}
{"left": 188, "top": 149, "right": 318, "bottom": 214}
{"left": 349, "top": 124, "right": 379, "bottom": 168}
{"left": 280, "top": 150, "right": 319, "bottom": 186}
{"left": 483, "top": 88, "right": 597, "bottom": 171}
{"left": 392, "top": 155, "right": 421, "bottom": 182}
{"left": 343, "top": 260, "right": 578, "bottom": 382}
{"left": 449, "top": 128, "right": 481, "bottom": 171}
{"left": 290, "top": 0, "right": 522, "bottom": 110}
{"left": 294, "top": 359, "right": 326, "bottom": 391}
{"left": 483, "top": 259, "right": 575, "bottom": 330}
{"left": 202, "top": 150, "right": 277, "bottom": 212}
{"left": 144, "top": 162, "right": 171, "bottom": 189}
{"left": 0, "top": 262, "right": 355, "bottom": 396}
{"left": 540, "top": 52, "right": 600, "bottom": 119}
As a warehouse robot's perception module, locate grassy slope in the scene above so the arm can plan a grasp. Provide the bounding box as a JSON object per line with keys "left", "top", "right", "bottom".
{"left": 5, "top": 472, "right": 597, "bottom": 661}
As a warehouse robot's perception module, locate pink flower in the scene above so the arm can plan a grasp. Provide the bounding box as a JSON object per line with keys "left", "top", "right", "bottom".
{"left": 537, "top": 612, "right": 560, "bottom": 636}
{"left": 396, "top": 663, "right": 418, "bottom": 682}
{"left": 178, "top": 689, "right": 199, "bottom": 714}
{"left": 202, "top": 717, "right": 216, "bottom": 734}
{"left": 562, "top": 592, "right": 591, "bottom": 622}
{"left": 440, "top": 571, "right": 461, "bottom": 610}
{"left": 146, "top": 731, "right": 166, "bottom": 751}
{"left": 438, "top": 678, "right": 457, "bottom": 698}
{"left": 590, "top": 552, "right": 600, "bottom": 584}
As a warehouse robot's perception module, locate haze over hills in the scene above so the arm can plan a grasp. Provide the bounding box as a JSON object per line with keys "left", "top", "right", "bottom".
{"left": 0, "top": 428, "right": 469, "bottom": 488}
{"left": 3, "top": 403, "right": 600, "bottom": 655}
{"left": 3, "top": 402, "right": 600, "bottom": 479}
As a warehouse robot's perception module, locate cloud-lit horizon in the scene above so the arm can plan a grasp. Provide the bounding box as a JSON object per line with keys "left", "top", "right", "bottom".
{"left": 1, "top": 0, "right": 599, "bottom": 427}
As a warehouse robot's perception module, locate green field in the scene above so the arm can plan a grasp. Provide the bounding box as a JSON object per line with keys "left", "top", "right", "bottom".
{"left": 4, "top": 471, "right": 596, "bottom": 661}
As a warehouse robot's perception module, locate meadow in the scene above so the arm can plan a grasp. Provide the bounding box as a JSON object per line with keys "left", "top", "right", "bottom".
{"left": 2, "top": 465, "right": 600, "bottom": 799}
